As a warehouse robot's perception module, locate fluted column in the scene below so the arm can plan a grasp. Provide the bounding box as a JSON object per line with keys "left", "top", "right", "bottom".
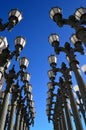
{"left": 15, "top": 109, "right": 21, "bottom": 130}
{"left": 68, "top": 85, "right": 84, "bottom": 130}
{"left": 59, "top": 116, "right": 64, "bottom": 130}
{"left": 62, "top": 108, "right": 68, "bottom": 130}
{"left": 70, "top": 61, "right": 86, "bottom": 110}
{"left": 20, "top": 117, "right": 24, "bottom": 130}
{"left": 54, "top": 119, "right": 60, "bottom": 130}
{"left": 23, "top": 122, "right": 26, "bottom": 130}
{"left": 0, "top": 92, "right": 10, "bottom": 130}
{"left": 8, "top": 101, "right": 17, "bottom": 130}
{"left": 64, "top": 98, "right": 73, "bottom": 130}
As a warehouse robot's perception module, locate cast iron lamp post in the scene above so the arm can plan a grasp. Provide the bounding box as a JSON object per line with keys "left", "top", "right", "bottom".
{"left": 0, "top": 9, "right": 22, "bottom": 31}
{"left": 73, "top": 85, "right": 86, "bottom": 124}
{"left": 7, "top": 82, "right": 21, "bottom": 130}
{"left": 47, "top": 65, "right": 72, "bottom": 130}
{"left": 48, "top": 33, "right": 86, "bottom": 110}
{"left": 0, "top": 66, "right": 17, "bottom": 130}
{"left": 0, "top": 38, "right": 31, "bottom": 130}
{"left": 49, "top": 7, "right": 86, "bottom": 46}
{"left": 48, "top": 52, "right": 83, "bottom": 130}
{"left": 0, "top": 36, "right": 26, "bottom": 69}
{"left": 47, "top": 56, "right": 84, "bottom": 130}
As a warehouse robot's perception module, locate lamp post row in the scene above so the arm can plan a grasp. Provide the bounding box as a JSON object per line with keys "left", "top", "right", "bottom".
{"left": 46, "top": 6, "right": 86, "bottom": 130}
{"left": 0, "top": 8, "right": 36, "bottom": 130}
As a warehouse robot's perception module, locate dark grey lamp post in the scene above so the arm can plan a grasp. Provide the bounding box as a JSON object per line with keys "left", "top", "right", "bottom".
{"left": 19, "top": 59, "right": 36, "bottom": 129}
{"left": 59, "top": 77, "right": 83, "bottom": 130}
{"left": 0, "top": 36, "right": 26, "bottom": 68}
{"left": 48, "top": 55, "right": 84, "bottom": 130}
{"left": 19, "top": 105, "right": 25, "bottom": 130}
{"left": 54, "top": 90, "right": 66, "bottom": 130}
{"left": 47, "top": 70, "right": 67, "bottom": 130}
{"left": 15, "top": 99, "right": 22, "bottom": 130}
{"left": 47, "top": 80, "right": 73, "bottom": 130}
{"left": 0, "top": 66, "right": 17, "bottom": 130}
{"left": 7, "top": 82, "right": 20, "bottom": 130}
{"left": 47, "top": 68, "right": 73, "bottom": 130}
{"left": 0, "top": 37, "right": 26, "bottom": 130}
{"left": 26, "top": 91, "right": 36, "bottom": 126}
{"left": 4, "top": 105, "right": 11, "bottom": 130}
{"left": 18, "top": 57, "right": 35, "bottom": 130}
{"left": 49, "top": 7, "right": 86, "bottom": 46}
{"left": 0, "top": 9, "right": 22, "bottom": 31}
{"left": 47, "top": 66, "right": 73, "bottom": 130}
{"left": 74, "top": 85, "right": 86, "bottom": 124}
{"left": 48, "top": 34, "right": 86, "bottom": 110}
{"left": 0, "top": 90, "right": 5, "bottom": 110}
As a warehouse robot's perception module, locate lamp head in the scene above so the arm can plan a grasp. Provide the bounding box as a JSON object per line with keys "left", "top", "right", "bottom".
{"left": 48, "top": 55, "right": 57, "bottom": 67}
{"left": 24, "top": 83, "right": 32, "bottom": 93}
{"left": 15, "top": 36, "right": 26, "bottom": 60}
{"left": 0, "top": 37, "right": 8, "bottom": 54}
{"left": 20, "top": 57, "right": 29, "bottom": 70}
{"left": 46, "top": 98, "right": 51, "bottom": 105}
{"left": 48, "top": 34, "right": 59, "bottom": 47}
{"left": 22, "top": 72, "right": 30, "bottom": 83}
{"left": 75, "top": 7, "right": 86, "bottom": 24}
{"left": 50, "top": 7, "right": 62, "bottom": 23}
{"left": 70, "top": 34, "right": 84, "bottom": 54}
{"left": 70, "top": 34, "right": 81, "bottom": 45}
{"left": 27, "top": 92, "right": 33, "bottom": 101}
{"left": 47, "top": 82, "right": 54, "bottom": 90}
{"left": 48, "top": 70, "right": 56, "bottom": 81}
{"left": 29, "top": 100, "right": 35, "bottom": 108}
{"left": 81, "top": 64, "right": 86, "bottom": 74}
{"left": 8, "top": 9, "right": 22, "bottom": 31}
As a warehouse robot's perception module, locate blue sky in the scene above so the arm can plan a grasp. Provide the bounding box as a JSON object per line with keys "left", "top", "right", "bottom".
{"left": 0, "top": 0, "right": 86, "bottom": 130}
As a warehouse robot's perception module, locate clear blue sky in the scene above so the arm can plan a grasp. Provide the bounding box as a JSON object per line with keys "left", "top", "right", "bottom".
{"left": 0, "top": 0, "right": 86, "bottom": 130}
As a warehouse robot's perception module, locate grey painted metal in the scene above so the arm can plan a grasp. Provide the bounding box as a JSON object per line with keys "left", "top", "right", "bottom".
{"left": 0, "top": 92, "right": 10, "bottom": 130}
{"left": 70, "top": 62, "right": 86, "bottom": 110}
{"left": 20, "top": 117, "right": 24, "bottom": 130}
{"left": 8, "top": 102, "right": 17, "bottom": 130}
{"left": 54, "top": 120, "right": 60, "bottom": 130}
{"left": 64, "top": 98, "right": 73, "bottom": 130}
{"left": 68, "top": 86, "right": 84, "bottom": 130}
{"left": 59, "top": 116, "right": 64, "bottom": 130}
{"left": 23, "top": 122, "right": 26, "bottom": 130}
{"left": 15, "top": 110, "right": 21, "bottom": 130}
{"left": 62, "top": 109, "right": 68, "bottom": 130}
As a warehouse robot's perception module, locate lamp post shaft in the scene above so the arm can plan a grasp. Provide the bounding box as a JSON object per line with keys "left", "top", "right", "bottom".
{"left": 54, "top": 120, "right": 60, "bottom": 130}
{"left": 15, "top": 110, "right": 21, "bottom": 130}
{"left": 62, "top": 109, "right": 68, "bottom": 130}
{"left": 64, "top": 98, "right": 73, "bottom": 130}
{"left": 23, "top": 122, "right": 26, "bottom": 130}
{"left": 20, "top": 117, "right": 24, "bottom": 130}
{"left": 68, "top": 85, "right": 84, "bottom": 130}
{"left": 8, "top": 102, "right": 17, "bottom": 130}
{"left": 0, "top": 92, "right": 10, "bottom": 130}
{"left": 71, "top": 63, "right": 86, "bottom": 110}
{"left": 59, "top": 116, "right": 64, "bottom": 130}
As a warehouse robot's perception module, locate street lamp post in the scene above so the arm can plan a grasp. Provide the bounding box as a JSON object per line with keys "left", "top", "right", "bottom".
{"left": 7, "top": 82, "right": 20, "bottom": 130}
{"left": 0, "top": 9, "right": 22, "bottom": 31}
{"left": 50, "top": 7, "right": 86, "bottom": 46}
{"left": 15, "top": 104, "right": 22, "bottom": 130}
{"left": 48, "top": 34, "right": 86, "bottom": 110}
{"left": 0, "top": 7, "right": 36, "bottom": 130}
{"left": 47, "top": 55, "right": 84, "bottom": 130}
{"left": 0, "top": 66, "right": 17, "bottom": 130}
{"left": 74, "top": 85, "right": 86, "bottom": 124}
